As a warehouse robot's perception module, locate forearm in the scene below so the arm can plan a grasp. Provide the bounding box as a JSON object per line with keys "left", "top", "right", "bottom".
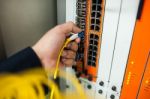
{"left": 0, "top": 47, "right": 42, "bottom": 73}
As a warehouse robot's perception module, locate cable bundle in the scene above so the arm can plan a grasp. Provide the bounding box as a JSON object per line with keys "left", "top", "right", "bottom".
{"left": 0, "top": 68, "right": 86, "bottom": 99}
{"left": 0, "top": 32, "right": 85, "bottom": 99}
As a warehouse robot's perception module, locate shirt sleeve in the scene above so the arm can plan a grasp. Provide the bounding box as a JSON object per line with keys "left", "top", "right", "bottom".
{"left": 0, "top": 47, "right": 42, "bottom": 73}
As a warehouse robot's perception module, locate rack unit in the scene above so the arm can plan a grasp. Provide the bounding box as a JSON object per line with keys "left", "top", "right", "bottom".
{"left": 74, "top": 0, "right": 105, "bottom": 82}
{"left": 120, "top": 0, "right": 150, "bottom": 98}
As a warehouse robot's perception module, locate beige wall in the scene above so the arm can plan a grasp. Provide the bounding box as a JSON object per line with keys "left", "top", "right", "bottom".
{"left": 0, "top": 0, "right": 57, "bottom": 56}
{"left": 0, "top": 26, "right": 6, "bottom": 60}
{"left": 57, "top": 0, "right": 66, "bottom": 24}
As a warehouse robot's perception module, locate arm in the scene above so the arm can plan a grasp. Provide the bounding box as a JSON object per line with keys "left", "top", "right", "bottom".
{"left": 0, "top": 47, "right": 41, "bottom": 73}
{"left": 0, "top": 22, "right": 81, "bottom": 73}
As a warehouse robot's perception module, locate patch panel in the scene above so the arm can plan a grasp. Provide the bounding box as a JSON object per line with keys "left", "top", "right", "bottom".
{"left": 63, "top": 0, "right": 150, "bottom": 99}
{"left": 76, "top": 1, "right": 86, "bottom": 17}
{"left": 82, "top": 0, "right": 105, "bottom": 82}
{"left": 87, "top": 34, "right": 99, "bottom": 67}
{"left": 68, "top": 1, "right": 106, "bottom": 98}
{"left": 90, "top": 0, "right": 102, "bottom": 31}
{"left": 76, "top": 16, "right": 86, "bottom": 30}
{"left": 75, "top": 0, "right": 86, "bottom": 65}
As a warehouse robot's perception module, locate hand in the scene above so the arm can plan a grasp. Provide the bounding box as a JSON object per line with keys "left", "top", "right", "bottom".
{"left": 32, "top": 22, "right": 81, "bottom": 69}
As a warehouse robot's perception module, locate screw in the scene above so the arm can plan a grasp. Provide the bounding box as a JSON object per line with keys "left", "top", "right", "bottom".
{"left": 99, "top": 81, "right": 104, "bottom": 86}
{"left": 110, "top": 95, "right": 115, "bottom": 99}
{"left": 98, "top": 90, "right": 103, "bottom": 94}
{"left": 87, "top": 84, "right": 92, "bottom": 89}
{"left": 112, "top": 86, "right": 117, "bottom": 91}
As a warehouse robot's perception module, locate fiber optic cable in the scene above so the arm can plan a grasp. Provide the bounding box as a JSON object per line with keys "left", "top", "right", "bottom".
{"left": 51, "top": 31, "right": 84, "bottom": 99}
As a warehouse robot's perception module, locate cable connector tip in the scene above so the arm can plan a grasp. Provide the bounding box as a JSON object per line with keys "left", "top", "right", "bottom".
{"left": 69, "top": 31, "right": 84, "bottom": 41}
{"left": 78, "top": 31, "right": 84, "bottom": 40}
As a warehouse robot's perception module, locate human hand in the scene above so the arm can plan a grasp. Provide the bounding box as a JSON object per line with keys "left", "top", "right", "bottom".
{"left": 32, "top": 22, "right": 81, "bottom": 69}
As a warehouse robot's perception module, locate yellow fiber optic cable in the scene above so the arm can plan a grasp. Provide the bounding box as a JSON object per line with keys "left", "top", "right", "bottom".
{"left": 0, "top": 68, "right": 86, "bottom": 99}
{"left": 51, "top": 32, "right": 82, "bottom": 99}
{"left": 53, "top": 39, "right": 71, "bottom": 79}
{"left": 54, "top": 31, "right": 84, "bottom": 80}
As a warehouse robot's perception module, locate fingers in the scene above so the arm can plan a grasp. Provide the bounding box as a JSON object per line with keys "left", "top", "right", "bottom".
{"left": 56, "top": 21, "right": 82, "bottom": 35}
{"left": 66, "top": 42, "right": 78, "bottom": 52}
{"left": 61, "top": 58, "right": 75, "bottom": 66}
{"left": 61, "top": 50, "right": 76, "bottom": 66}
{"left": 61, "top": 41, "right": 79, "bottom": 67}
{"left": 62, "top": 50, "right": 76, "bottom": 59}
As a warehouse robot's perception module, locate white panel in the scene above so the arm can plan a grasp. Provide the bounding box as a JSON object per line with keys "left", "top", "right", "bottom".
{"left": 84, "top": 80, "right": 96, "bottom": 99}
{"left": 66, "top": 0, "right": 76, "bottom": 22}
{"left": 108, "top": 0, "right": 140, "bottom": 97}
{"left": 95, "top": 90, "right": 106, "bottom": 99}
{"left": 65, "top": 0, "right": 77, "bottom": 94}
{"left": 95, "top": 95, "right": 106, "bottom": 99}
{"left": 57, "top": 0, "right": 66, "bottom": 24}
{"left": 95, "top": 78, "right": 107, "bottom": 99}
{"left": 107, "top": 92, "right": 120, "bottom": 99}
{"left": 97, "top": 0, "right": 122, "bottom": 97}
{"left": 65, "top": 67, "right": 76, "bottom": 93}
